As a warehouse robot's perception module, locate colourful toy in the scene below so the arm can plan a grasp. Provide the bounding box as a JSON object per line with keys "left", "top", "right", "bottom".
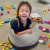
{"left": 39, "top": 36, "right": 48, "bottom": 42}
{"left": 46, "top": 33, "right": 50, "bottom": 39}
{"left": 43, "top": 10, "right": 48, "bottom": 14}
{"left": 48, "top": 44, "right": 50, "bottom": 48}
{"left": 39, "top": 26, "right": 50, "bottom": 33}
{"left": 42, "top": 41, "right": 46, "bottom": 44}
{"left": 1, "top": 12, "right": 3, "bottom": 15}
{"left": 7, "top": 11, "right": 10, "bottom": 13}
{"left": 6, "top": 5, "right": 13, "bottom": 9}
{"left": 35, "top": 18, "right": 41, "bottom": 22}
{"left": 39, "top": 40, "right": 46, "bottom": 44}
{"left": 47, "top": 21, "right": 50, "bottom": 24}
{"left": 4, "top": 20, "right": 10, "bottom": 23}
{"left": 42, "top": 28, "right": 47, "bottom": 32}
{"left": 0, "top": 41, "right": 15, "bottom": 50}
{"left": 0, "top": 20, "right": 10, "bottom": 24}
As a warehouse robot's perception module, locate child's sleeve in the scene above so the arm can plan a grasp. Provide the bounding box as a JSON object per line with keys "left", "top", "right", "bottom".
{"left": 11, "top": 20, "right": 19, "bottom": 32}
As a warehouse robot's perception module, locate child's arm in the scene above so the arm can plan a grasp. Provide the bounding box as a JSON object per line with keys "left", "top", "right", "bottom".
{"left": 15, "top": 29, "right": 32, "bottom": 35}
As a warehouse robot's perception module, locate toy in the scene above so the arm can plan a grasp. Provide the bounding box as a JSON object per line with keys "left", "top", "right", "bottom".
{"left": 39, "top": 26, "right": 43, "bottom": 29}
{"left": 39, "top": 40, "right": 46, "bottom": 44}
{"left": 39, "top": 40, "right": 43, "bottom": 44}
{"left": 11, "top": 5, "right": 16, "bottom": 9}
{"left": 11, "top": 5, "right": 14, "bottom": 7}
{"left": 42, "top": 28, "right": 46, "bottom": 31}
{"left": 47, "top": 21, "right": 50, "bottom": 24}
{"left": 4, "top": 20, "right": 10, "bottom": 23}
{"left": 39, "top": 36, "right": 48, "bottom": 42}
{"left": 39, "top": 26, "right": 50, "bottom": 33}
{"left": 0, "top": 20, "right": 10, "bottom": 24}
{"left": 35, "top": 18, "right": 41, "bottom": 22}
{"left": 44, "top": 21, "right": 48, "bottom": 23}
{"left": 46, "top": 33, "right": 50, "bottom": 39}
{"left": 46, "top": 29, "right": 50, "bottom": 33}
{"left": 0, "top": 21, "right": 4, "bottom": 24}
{"left": 0, "top": 41, "right": 15, "bottom": 50}
{"left": 30, "top": 18, "right": 34, "bottom": 20}
{"left": 38, "top": 1, "right": 40, "bottom": 3}
{"left": 48, "top": 9, "right": 50, "bottom": 11}
{"left": 42, "top": 41, "right": 46, "bottom": 44}
{"left": 8, "top": 17, "right": 10, "bottom": 19}
{"left": 7, "top": 11, "right": 10, "bottom": 13}
{"left": 13, "top": 7, "right": 16, "bottom": 9}
{"left": 0, "top": 24, "right": 3, "bottom": 26}
{"left": 1, "top": 12, "right": 3, "bottom": 15}
{"left": 43, "top": 10, "right": 48, "bottom": 14}
{"left": 48, "top": 44, "right": 50, "bottom": 48}
{"left": 14, "top": 12, "right": 17, "bottom": 15}
{"left": 6, "top": 5, "right": 13, "bottom": 9}
{"left": 43, "top": 5, "right": 46, "bottom": 6}
{"left": 1, "top": 7, "right": 4, "bottom": 11}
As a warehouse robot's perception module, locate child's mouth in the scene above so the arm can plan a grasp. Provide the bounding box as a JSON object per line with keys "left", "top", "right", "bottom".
{"left": 22, "top": 16, "right": 26, "bottom": 18}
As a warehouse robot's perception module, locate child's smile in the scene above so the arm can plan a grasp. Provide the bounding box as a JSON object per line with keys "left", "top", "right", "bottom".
{"left": 22, "top": 16, "right": 26, "bottom": 18}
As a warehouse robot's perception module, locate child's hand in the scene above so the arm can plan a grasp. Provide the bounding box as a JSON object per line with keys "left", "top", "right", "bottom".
{"left": 25, "top": 29, "right": 32, "bottom": 33}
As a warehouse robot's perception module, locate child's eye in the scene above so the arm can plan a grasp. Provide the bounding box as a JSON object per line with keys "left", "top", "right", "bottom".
{"left": 26, "top": 11, "right": 29, "bottom": 12}
{"left": 21, "top": 11, "right": 23, "bottom": 12}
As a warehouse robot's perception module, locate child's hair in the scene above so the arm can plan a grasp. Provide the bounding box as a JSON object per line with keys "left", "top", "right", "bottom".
{"left": 17, "top": 1, "right": 32, "bottom": 15}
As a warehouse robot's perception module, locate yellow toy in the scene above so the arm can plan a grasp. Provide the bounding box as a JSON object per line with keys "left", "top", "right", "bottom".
{"left": 0, "top": 21, "right": 4, "bottom": 24}
{"left": 6, "top": 5, "right": 13, "bottom": 9}
{"left": 0, "top": 41, "right": 12, "bottom": 50}
{"left": 0, "top": 23, "right": 3, "bottom": 26}
{"left": 35, "top": 18, "right": 41, "bottom": 22}
{"left": 14, "top": 12, "right": 17, "bottom": 15}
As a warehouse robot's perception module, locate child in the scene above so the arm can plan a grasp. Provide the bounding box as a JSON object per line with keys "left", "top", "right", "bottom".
{"left": 8, "top": 1, "right": 39, "bottom": 50}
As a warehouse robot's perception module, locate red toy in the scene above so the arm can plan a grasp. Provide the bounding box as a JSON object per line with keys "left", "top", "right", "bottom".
{"left": 48, "top": 9, "right": 50, "bottom": 11}
{"left": 7, "top": 11, "right": 10, "bottom": 13}
{"left": 30, "top": 18, "right": 34, "bottom": 20}
{"left": 42, "top": 28, "right": 47, "bottom": 32}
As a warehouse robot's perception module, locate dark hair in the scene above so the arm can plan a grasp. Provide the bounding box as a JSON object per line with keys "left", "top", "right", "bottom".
{"left": 17, "top": 1, "right": 32, "bottom": 15}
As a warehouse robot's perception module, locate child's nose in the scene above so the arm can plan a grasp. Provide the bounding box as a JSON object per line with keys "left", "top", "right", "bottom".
{"left": 23, "top": 12, "right": 26, "bottom": 14}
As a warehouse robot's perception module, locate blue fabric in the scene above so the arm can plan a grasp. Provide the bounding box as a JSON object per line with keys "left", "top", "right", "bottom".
{"left": 11, "top": 16, "right": 32, "bottom": 32}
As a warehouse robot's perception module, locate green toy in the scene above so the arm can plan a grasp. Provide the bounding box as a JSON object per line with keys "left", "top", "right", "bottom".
{"left": 46, "top": 33, "right": 50, "bottom": 39}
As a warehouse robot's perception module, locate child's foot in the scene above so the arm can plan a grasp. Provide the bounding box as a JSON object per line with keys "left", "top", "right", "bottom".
{"left": 38, "top": 0, "right": 49, "bottom": 4}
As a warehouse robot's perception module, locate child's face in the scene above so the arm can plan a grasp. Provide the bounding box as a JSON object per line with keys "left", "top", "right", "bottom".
{"left": 18, "top": 5, "right": 30, "bottom": 21}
